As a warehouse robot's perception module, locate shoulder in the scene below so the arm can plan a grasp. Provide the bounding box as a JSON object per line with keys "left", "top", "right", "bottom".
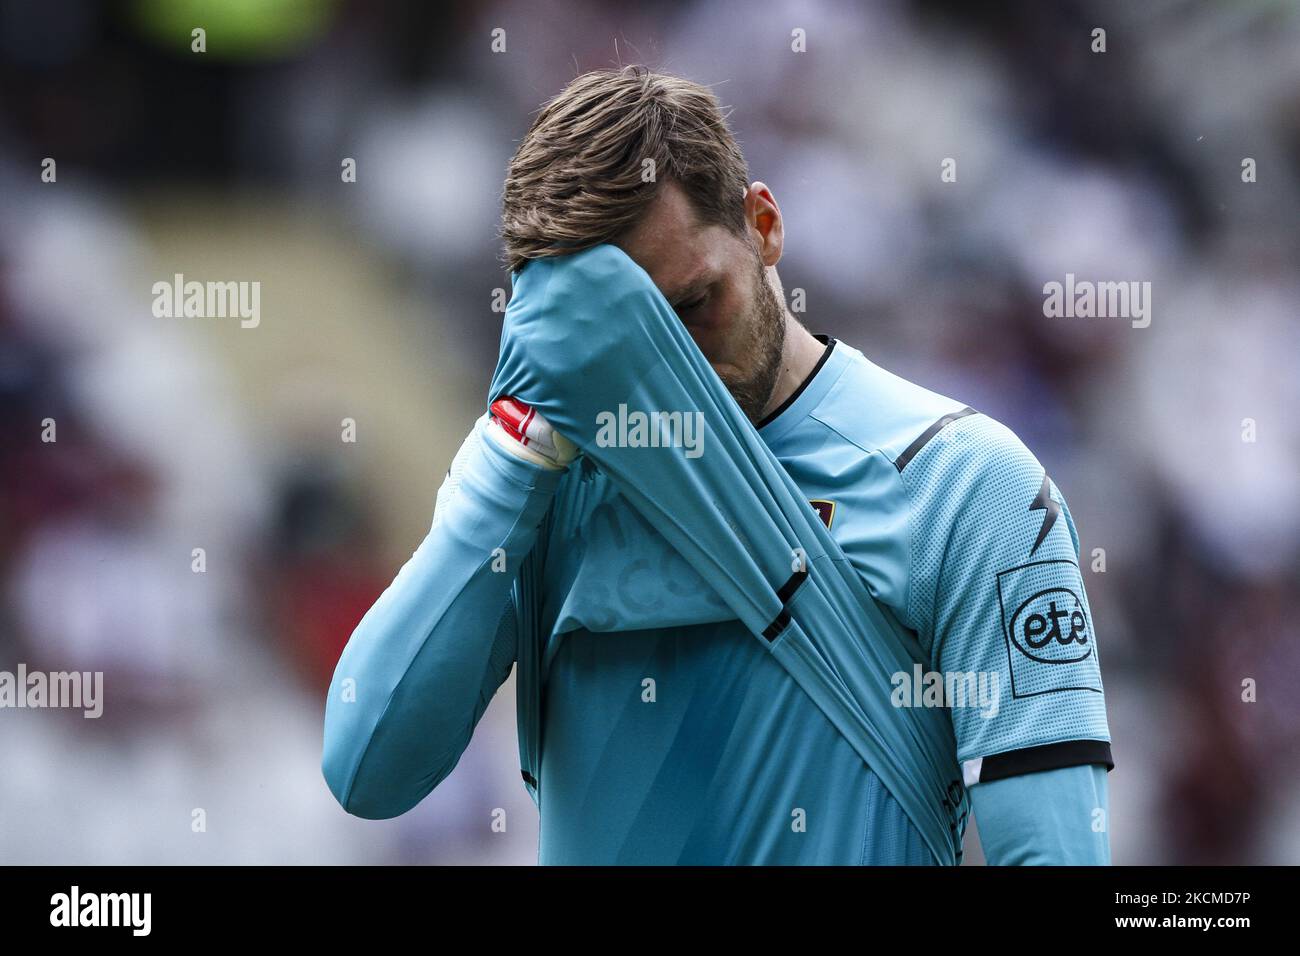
{"left": 813, "top": 344, "right": 1038, "bottom": 484}
{"left": 807, "top": 343, "right": 975, "bottom": 468}
{"left": 801, "top": 344, "right": 1062, "bottom": 553}
{"left": 898, "top": 408, "right": 1047, "bottom": 507}
{"left": 817, "top": 344, "right": 1078, "bottom": 579}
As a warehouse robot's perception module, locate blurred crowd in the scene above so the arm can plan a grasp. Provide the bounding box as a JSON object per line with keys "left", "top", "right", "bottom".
{"left": 0, "top": 0, "right": 1296, "bottom": 864}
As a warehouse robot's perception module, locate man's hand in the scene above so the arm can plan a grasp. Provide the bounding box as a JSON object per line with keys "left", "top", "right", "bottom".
{"left": 486, "top": 396, "right": 579, "bottom": 471}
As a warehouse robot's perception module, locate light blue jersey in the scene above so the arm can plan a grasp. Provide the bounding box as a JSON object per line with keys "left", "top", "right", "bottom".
{"left": 323, "top": 246, "right": 1112, "bottom": 865}
{"left": 526, "top": 338, "right": 1109, "bottom": 863}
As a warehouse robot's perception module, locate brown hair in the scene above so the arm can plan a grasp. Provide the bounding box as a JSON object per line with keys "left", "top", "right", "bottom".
{"left": 501, "top": 66, "right": 750, "bottom": 273}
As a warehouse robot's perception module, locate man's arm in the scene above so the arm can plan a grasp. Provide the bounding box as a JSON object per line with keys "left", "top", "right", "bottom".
{"left": 321, "top": 413, "right": 564, "bottom": 819}
{"left": 899, "top": 412, "right": 1113, "bottom": 864}
{"left": 971, "top": 764, "right": 1110, "bottom": 865}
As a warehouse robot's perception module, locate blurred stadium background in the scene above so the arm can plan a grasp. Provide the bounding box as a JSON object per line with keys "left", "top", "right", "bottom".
{"left": 1, "top": 0, "right": 1297, "bottom": 864}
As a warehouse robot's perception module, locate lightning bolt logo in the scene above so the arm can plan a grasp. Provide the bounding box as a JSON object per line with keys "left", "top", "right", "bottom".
{"left": 1028, "top": 473, "right": 1059, "bottom": 557}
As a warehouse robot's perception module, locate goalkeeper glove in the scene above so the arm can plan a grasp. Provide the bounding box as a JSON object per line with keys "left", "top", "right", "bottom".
{"left": 486, "top": 396, "right": 578, "bottom": 471}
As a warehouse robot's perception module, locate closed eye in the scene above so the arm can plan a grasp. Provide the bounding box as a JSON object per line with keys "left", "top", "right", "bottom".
{"left": 674, "top": 293, "right": 709, "bottom": 316}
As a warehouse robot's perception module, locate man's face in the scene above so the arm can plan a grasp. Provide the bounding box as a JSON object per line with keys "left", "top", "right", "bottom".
{"left": 615, "top": 181, "right": 787, "bottom": 423}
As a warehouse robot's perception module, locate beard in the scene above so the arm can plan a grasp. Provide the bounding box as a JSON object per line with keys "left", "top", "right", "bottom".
{"left": 717, "top": 253, "right": 786, "bottom": 423}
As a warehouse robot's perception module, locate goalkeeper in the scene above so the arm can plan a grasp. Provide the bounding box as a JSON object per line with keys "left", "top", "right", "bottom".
{"left": 322, "top": 67, "right": 1113, "bottom": 865}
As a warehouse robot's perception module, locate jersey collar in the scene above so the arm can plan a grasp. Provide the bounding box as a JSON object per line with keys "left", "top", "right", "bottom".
{"left": 757, "top": 334, "right": 847, "bottom": 443}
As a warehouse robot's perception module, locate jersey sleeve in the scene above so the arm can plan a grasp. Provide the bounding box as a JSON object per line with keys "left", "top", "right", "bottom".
{"left": 321, "top": 414, "right": 561, "bottom": 818}
{"left": 971, "top": 764, "right": 1111, "bottom": 864}
{"left": 899, "top": 412, "right": 1112, "bottom": 786}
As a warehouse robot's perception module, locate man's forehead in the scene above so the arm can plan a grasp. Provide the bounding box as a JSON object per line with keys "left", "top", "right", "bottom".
{"left": 616, "top": 182, "right": 718, "bottom": 299}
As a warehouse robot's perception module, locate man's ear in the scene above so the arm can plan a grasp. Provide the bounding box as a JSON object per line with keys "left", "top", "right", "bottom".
{"left": 744, "top": 181, "right": 784, "bottom": 267}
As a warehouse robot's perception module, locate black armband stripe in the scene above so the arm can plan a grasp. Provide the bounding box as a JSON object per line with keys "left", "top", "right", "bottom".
{"left": 775, "top": 566, "right": 808, "bottom": 603}
{"left": 762, "top": 567, "right": 809, "bottom": 641}
{"left": 894, "top": 406, "right": 978, "bottom": 472}
{"left": 964, "top": 739, "right": 1113, "bottom": 786}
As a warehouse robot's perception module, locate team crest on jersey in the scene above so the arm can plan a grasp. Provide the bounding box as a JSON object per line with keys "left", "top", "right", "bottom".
{"left": 809, "top": 499, "right": 836, "bottom": 530}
